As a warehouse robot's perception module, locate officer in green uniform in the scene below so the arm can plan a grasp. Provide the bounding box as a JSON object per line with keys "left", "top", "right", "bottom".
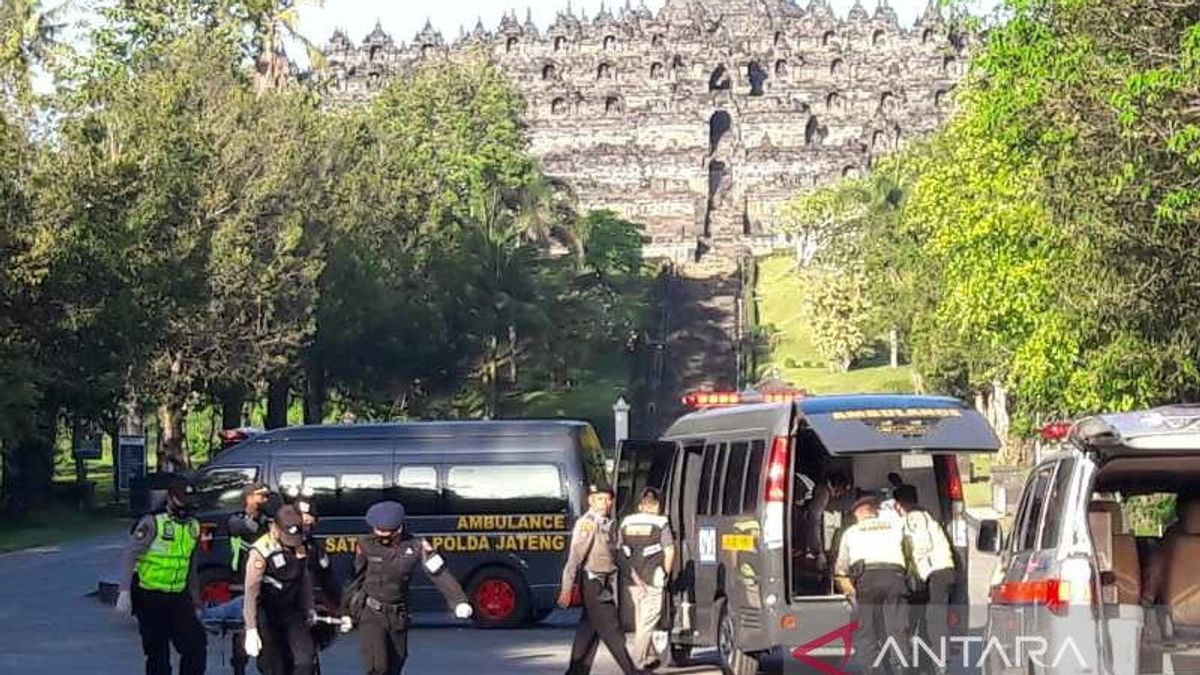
{"left": 558, "top": 484, "right": 645, "bottom": 675}
{"left": 834, "top": 495, "right": 911, "bottom": 673}
{"left": 115, "top": 475, "right": 206, "bottom": 675}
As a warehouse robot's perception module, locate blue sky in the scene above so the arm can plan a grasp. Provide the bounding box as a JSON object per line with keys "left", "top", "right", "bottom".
{"left": 296, "top": 1, "right": 942, "bottom": 47}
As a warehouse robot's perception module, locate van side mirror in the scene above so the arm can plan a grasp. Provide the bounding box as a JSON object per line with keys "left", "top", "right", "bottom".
{"left": 976, "top": 519, "right": 1002, "bottom": 553}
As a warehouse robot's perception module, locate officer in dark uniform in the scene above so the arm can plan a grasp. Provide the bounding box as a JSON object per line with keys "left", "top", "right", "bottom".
{"left": 294, "top": 494, "right": 341, "bottom": 610}
{"left": 228, "top": 482, "right": 273, "bottom": 575}
{"left": 115, "top": 475, "right": 206, "bottom": 675}
{"left": 227, "top": 482, "right": 273, "bottom": 674}
{"left": 558, "top": 484, "right": 644, "bottom": 675}
{"left": 242, "top": 505, "right": 316, "bottom": 675}
{"left": 833, "top": 495, "right": 911, "bottom": 672}
{"left": 353, "top": 500, "right": 473, "bottom": 675}
{"left": 619, "top": 487, "right": 675, "bottom": 670}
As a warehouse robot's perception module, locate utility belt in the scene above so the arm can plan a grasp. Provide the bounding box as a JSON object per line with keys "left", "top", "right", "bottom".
{"left": 365, "top": 596, "right": 408, "bottom": 613}
{"left": 849, "top": 561, "right": 907, "bottom": 578}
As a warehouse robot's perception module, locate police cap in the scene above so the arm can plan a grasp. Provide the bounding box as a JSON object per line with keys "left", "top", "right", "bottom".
{"left": 366, "top": 501, "right": 406, "bottom": 531}
{"left": 166, "top": 475, "right": 198, "bottom": 505}
{"left": 243, "top": 482, "right": 270, "bottom": 499}
{"left": 274, "top": 505, "right": 305, "bottom": 547}
{"left": 588, "top": 484, "right": 615, "bottom": 497}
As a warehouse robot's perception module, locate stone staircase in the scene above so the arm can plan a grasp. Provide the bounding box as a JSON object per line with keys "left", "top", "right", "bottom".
{"left": 642, "top": 250, "right": 745, "bottom": 435}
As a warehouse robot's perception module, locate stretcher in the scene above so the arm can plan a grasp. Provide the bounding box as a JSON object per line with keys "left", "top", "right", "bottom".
{"left": 201, "top": 597, "right": 344, "bottom": 675}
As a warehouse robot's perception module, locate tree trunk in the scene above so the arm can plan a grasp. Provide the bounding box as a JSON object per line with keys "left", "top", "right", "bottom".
{"left": 3, "top": 403, "right": 58, "bottom": 513}
{"left": 157, "top": 402, "right": 188, "bottom": 472}
{"left": 889, "top": 327, "right": 899, "bottom": 369}
{"left": 303, "top": 365, "right": 326, "bottom": 426}
{"left": 266, "top": 378, "right": 290, "bottom": 430}
{"left": 218, "top": 385, "right": 246, "bottom": 431}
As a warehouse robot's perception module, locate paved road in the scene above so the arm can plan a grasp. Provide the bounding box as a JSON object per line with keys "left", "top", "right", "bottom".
{"left": 0, "top": 529, "right": 1000, "bottom": 674}
{"left": 0, "top": 531, "right": 722, "bottom": 675}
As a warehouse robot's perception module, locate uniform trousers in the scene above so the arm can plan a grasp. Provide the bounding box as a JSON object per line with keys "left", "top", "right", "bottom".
{"left": 853, "top": 567, "right": 909, "bottom": 670}
{"left": 628, "top": 578, "right": 664, "bottom": 667}
{"left": 257, "top": 609, "right": 315, "bottom": 675}
{"left": 565, "top": 575, "right": 639, "bottom": 675}
{"left": 358, "top": 602, "right": 410, "bottom": 675}
{"left": 133, "top": 586, "right": 207, "bottom": 675}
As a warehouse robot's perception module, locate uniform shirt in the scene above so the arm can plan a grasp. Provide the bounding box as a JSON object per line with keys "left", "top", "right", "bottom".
{"left": 243, "top": 534, "right": 314, "bottom": 630}
{"left": 354, "top": 534, "right": 467, "bottom": 609}
{"left": 619, "top": 512, "right": 674, "bottom": 586}
{"left": 305, "top": 534, "right": 341, "bottom": 607}
{"left": 561, "top": 511, "right": 617, "bottom": 594}
{"left": 903, "top": 508, "right": 955, "bottom": 580}
{"left": 118, "top": 512, "right": 200, "bottom": 603}
{"left": 227, "top": 510, "right": 269, "bottom": 573}
{"left": 834, "top": 513, "right": 909, "bottom": 578}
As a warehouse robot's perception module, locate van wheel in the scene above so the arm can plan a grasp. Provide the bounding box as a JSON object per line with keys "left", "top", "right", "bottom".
{"left": 717, "top": 607, "right": 758, "bottom": 675}
{"left": 467, "top": 566, "right": 530, "bottom": 628}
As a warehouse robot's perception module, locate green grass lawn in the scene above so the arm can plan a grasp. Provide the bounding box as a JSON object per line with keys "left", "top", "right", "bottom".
{"left": 754, "top": 254, "right": 914, "bottom": 394}
{"left": 0, "top": 504, "right": 125, "bottom": 553}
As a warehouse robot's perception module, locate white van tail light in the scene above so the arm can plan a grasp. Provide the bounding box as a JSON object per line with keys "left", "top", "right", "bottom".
{"left": 939, "top": 455, "right": 969, "bottom": 547}
{"left": 990, "top": 559, "right": 1094, "bottom": 617}
{"left": 763, "top": 436, "right": 789, "bottom": 550}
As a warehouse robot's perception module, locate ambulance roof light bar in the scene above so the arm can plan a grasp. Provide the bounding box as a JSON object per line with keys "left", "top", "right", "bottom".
{"left": 682, "top": 388, "right": 806, "bottom": 409}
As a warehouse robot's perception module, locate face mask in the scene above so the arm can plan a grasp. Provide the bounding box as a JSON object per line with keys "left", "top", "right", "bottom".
{"left": 169, "top": 501, "right": 193, "bottom": 519}
{"left": 376, "top": 531, "right": 399, "bottom": 546}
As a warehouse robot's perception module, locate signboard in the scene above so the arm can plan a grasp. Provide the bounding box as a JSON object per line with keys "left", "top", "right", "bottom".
{"left": 72, "top": 433, "right": 103, "bottom": 461}
{"left": 117, "top": 435, "right": 147, "bottom": 492}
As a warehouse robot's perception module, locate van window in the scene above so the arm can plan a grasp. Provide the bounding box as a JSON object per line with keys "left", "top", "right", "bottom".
{"left": 445, "top": 464, "right": 566, "bottom": 514}
{"left": 697, "top": 444, "right": 718, "bottom": 516}
{"left": 580, "top": 426, "right": 611, "bottom": 490}
{"left": 1013, "top": 465, "right": 1055, "bottom": 552}
{"left": 722, "top": 442, "right": 749, "bottom": 515}
{"left": 338, "top": 473, "right": 387, "bottom": 516}
{"left": 742, "top": 440, "right": 765, "bottom": 514}
{"left": 393, "top": 466, "right": 439, "bottom": 516}
{"left": 197, "top": 467, "right": 259, "bottom": 511}
{"left": 711, "top": 444, "right": 730, "bottom": 515}
{"left": 1040, "top": 459, "right": 1075, "bottom": 548}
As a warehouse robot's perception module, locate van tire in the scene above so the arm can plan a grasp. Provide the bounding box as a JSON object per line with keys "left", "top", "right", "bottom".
{"left": 466, "top": 566, "right": 531, "bottom": 629}
{"left": 717, "top": 606, "right": 758, "bottom": 675}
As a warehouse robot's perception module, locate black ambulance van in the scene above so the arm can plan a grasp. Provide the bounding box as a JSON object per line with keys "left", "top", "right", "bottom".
{"left": 616, "top": 393, "right": 1000, "bottom": 673}
{"left": 192, "top": 420, "right": 609, "bottom": 627}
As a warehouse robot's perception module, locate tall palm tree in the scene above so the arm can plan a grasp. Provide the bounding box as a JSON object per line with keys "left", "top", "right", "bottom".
{"left": 239, "top": 0, "right": 325, "bottom": 93}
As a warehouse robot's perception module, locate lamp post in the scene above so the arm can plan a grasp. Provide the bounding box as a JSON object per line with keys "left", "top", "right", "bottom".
{"left": 613, "top": 396, "right": 631, "bottom": 449}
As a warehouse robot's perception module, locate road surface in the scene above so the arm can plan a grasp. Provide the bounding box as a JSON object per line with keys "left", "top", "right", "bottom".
{"left": 0, "top": 528, "right": 999, "bottom": 674}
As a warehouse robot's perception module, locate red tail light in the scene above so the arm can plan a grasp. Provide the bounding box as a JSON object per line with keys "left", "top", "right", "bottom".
{"left": 202, "top": 580, "right": 232, "bottom": 605}
{"left": 1040, "top": 421, "right": 1072, "bottom": 441}
{"left": 941, "top": 455, "right": 963, "bottom": 501}
{"left": 765, "top": 436, "right": 790, "bottom": 503}
{"left": 991, "top": 579, "right": 1082, "bottom": 616}
{"left": 199, "top": 522, "right": 216, "bottom": 553}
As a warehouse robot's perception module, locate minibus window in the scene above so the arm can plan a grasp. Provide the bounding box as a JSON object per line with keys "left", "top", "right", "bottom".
{"left": 723, "top": 442, "right": 749, "bottom": 515}
{"left": 393, "top": 466, "right": 440, "bottom": 515}
{"left": 742, "top": 440, "right": 765, "bottom": 514}
{"left": 698, "top": 444, "right": 718, "bottom": 516}
{"left": 339, "top": 473, "right": 386, "bottom": 516}
{"left": 446, "top": 464, "right": 567, "bottom": 514}
{"left": 710, "top": 444, "right": 729, "bottom": 515}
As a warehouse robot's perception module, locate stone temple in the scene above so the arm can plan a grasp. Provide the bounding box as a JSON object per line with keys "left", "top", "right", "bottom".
{"left": 324, "top": 0, "right": 967, "bottom": 430}
{"left": 323, "top": 0, "right": 966, "bottom": 259}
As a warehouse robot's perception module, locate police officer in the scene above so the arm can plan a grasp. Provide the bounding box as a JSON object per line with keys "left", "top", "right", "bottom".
{"left": 353, "top": 500, "right": 473, "bottom": 675}
{"left": 833, "top": 495, "right": 910, "bottom": 672}
{"left": 115, "top": 475, "right": 207, "bottom": 675}
{"left": 558, "top": 484, "right": 644, "bottom": 675}
{"left": 619, "top": 487, "right": 675, "bottom": 670}
{"left": 894, "top": 484, "right": 955, "bottom": 667}
{"left": 294, "top": 494, "right": 341, "bottom": 610}
{"left": 243, "top": 505, "right": 316, "bottom": 675}
{"left": 229, "top": 482, "right": 272, "bottom": 575}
